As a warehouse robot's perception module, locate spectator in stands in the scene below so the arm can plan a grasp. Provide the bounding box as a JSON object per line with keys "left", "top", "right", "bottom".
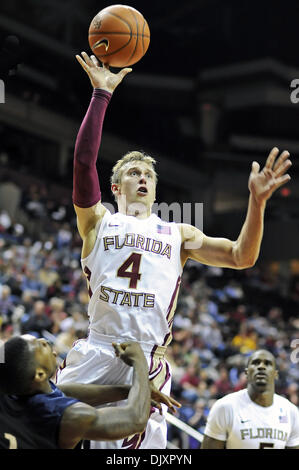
{"left": 21, "top": 300, "right": 53, "bottom": 338}
{"left": 286, "top": 383, "right": 298, "bottom": 407}
{"left": 0, "top": 210, "right": 11, "bottom": 232}
{"left": 185, "top": 399, "right": 208, "bottom": 449}
{"left": 23, "top": 190, "right": 46, "bottom": 219}
{"left": 232, "top": 371, "right": 247, "bottom": 392}
{"left": 54, "top": 325, "right": 82, "bottom": 359}
{"left": 180, "top": 364, "right": 201, "bottom": 402}
{"left": 21, "top": 269, "right": 45, "bottom": 298}
{"left": 188, "top": 398, "right": 207, "bottom": 430}
{"left": 231, "top": 322, "right": 258, "bottom": 354}
{"left": 38, "top": 261, "right": 60, "bottom": 296}
{"left": 19, "top": 290, "right": 34, "bottom": 314}
{"left": 0, "top": 285, "right": 14, "bottom": 321}
{"left": 56, "top": 223, "right": 72, "bottom": 249}
{"left": 214, "top": 366, "right": 233, "bottom": 397}
{"left": 48, "top": 297, "right": 68, "bottom": 335}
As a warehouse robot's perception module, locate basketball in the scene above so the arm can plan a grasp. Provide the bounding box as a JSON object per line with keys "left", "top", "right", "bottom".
{"left": 88, "top": 4, "right": 150, "bottom": 68}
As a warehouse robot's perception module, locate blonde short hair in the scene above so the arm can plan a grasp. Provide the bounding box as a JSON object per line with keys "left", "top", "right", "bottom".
{"left": 110, "top": 151, "right": 157, "bottom": 185}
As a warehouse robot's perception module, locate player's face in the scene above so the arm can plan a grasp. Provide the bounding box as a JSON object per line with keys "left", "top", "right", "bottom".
{"left": 22, "top": 335, "right": 58, "bottom": 378}
{"left": 246, "top": 351, "right": 278, "bottom": 389}
{"left": 114, "top": 162, "right": 156, "bottom": 215}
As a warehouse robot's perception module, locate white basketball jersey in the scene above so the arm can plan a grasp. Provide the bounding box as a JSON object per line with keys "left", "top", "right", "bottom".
{"left": 81, "top": 210, "right": 183, "bottom": 346}
{"left": 204, "top": 389, "right": 299, "bottom": 449}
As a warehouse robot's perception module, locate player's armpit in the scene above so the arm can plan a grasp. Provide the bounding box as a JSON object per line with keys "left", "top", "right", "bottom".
{"left": 179, "top": 224, "right": 249, "bottom": 269}
{"left": 201, "top": 434, "right": 226, "bottom": 449}
{"left": 74, "top": 200, "right": 107, "bottom": 239}
{"left": 75, "top": 201, "right": 107, "bottom": 258}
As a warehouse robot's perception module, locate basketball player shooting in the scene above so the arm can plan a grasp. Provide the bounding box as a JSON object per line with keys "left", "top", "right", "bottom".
{"left": 56, "top": 52, "right": 292, "bottom": 449}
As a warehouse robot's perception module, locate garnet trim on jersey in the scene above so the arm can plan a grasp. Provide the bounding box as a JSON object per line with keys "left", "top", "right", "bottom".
{"left": 162, "top": 275, "right": 181, "bottom": 347}
{"left": 84, "top": 266, "right": 93, "bottom": 298}
{"left": 121, "top": 429, "right": 146, "bottom": 449}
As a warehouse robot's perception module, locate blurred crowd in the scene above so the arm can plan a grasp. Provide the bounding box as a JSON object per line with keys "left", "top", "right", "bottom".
{"left": 0, "top": 179, "right": 90, "bottom": 357}
{"left": 0, "top": 178, "right": 298, "bottom": 449}
{"left": 167, "top": 261, "right": 299, "bottom": 448}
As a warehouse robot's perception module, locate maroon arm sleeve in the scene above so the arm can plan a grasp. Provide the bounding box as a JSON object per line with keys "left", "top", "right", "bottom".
{"left": 73, "top": 88, "right": 112, "bottom": 208}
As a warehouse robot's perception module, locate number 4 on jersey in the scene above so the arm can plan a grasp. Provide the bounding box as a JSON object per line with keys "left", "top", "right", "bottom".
{"left": 117, "top": 253, "right": 142, "bottom": 289}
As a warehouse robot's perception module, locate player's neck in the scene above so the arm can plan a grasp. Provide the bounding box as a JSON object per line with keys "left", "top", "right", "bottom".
{"left": 118, "top": 206, "right": 152, "bottom": 219}
{"left": 130, "top": 211, "right": 151, "bottom": 219}
{"left": 30, "top": 380, "right": 53, "bottom": 395}
{"left": 247, "top": 386, "right": 274, "bottom": 407}
{"left": 117, "top": 197, "right": 152, "bottom": 219}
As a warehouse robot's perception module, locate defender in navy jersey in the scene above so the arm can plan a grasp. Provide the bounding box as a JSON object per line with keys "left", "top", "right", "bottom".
{"left": 56, "top": 51, "right": 292, "bottom": 449}
{"left": 0, "top": 380, "right": 79, "bottom": 449}
{"left": 0, "top": 335, "right": 179, "bottom": 449}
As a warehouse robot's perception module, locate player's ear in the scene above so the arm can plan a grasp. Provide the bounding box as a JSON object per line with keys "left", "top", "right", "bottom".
{"left": 274, "top": 369, "right": 279, "bottom": 380}
{"left": 244, "top": 368, "right": 248, "bottom": 377}
{"left": 111, "top": 183, "right": 120, "bottom": 196}
{"left": 34, "top": 367, "right": 47, "bottom": 383}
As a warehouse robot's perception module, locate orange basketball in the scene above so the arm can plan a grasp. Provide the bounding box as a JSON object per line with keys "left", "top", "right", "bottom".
{"left": 88, "top": 4, "right": 150, "bottom": 68}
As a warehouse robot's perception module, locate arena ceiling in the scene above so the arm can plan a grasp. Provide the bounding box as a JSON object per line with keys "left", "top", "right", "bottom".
{"left": 0, "top": 0, "right": 299, "bottom": 207}
{"left": 1, "top": 0, "right": 299, "bottom": 73}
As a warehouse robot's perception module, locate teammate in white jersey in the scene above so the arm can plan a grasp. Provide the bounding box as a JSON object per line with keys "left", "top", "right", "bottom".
{"left": 202, "top": 350, "right": 299, "bottom": 449}
{"left": 56, "top": 52, "right": 292, "bottom": 449}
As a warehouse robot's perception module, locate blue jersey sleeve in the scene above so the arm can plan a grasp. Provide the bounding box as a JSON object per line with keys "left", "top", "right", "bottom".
{"left": 0, "top": 381, "right": 80, "bottom": 449}
{"left": 26, "top": 381, "right": 80, "bottom": 447}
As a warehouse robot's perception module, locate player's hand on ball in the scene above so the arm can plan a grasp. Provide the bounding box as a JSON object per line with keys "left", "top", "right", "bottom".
{"left": 248, "top": 147, "right": 292, "bottom": 205}
{"left": 76, "top": 51, "right": 132, "bottom": 93}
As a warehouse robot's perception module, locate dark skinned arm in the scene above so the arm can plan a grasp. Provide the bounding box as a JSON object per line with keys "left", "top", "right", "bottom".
{"left": 201, "top": 434, "right": 226, "bottom": 449}
{"left": 59, "top": 381, "right": 181, "bottom": 412}
{"left": 58, "top": 342, "right": 151, "bottom": 449}
{"left": 59, "top": 383, "right": 131, "bottom": 407}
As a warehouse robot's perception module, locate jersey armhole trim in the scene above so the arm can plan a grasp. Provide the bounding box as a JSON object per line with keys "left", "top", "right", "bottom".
{"left": 174, "top": 222, "right": 184, "bottom": 273}
{"left": 81, "top": 209, "right": 111, "bottom": 262}
{"left": 204, "top": 431, "right": 227, "bottom": 442}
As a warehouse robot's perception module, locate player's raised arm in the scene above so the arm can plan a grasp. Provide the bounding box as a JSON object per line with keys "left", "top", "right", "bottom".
{"left": 180, "top": 148, "right": 292, "bottom": 269}
{"left": 73, "top": 52, "right": 132, "bottom": 257}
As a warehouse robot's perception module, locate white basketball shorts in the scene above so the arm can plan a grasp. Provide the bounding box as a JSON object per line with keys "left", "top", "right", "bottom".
{"left": 56, "top": 331, "right": 172, "bottom": 449}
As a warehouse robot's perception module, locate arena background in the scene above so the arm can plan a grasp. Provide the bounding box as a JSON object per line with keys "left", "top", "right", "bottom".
{"left": 0, "top": 0, "right": 298, "bottom": 449}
